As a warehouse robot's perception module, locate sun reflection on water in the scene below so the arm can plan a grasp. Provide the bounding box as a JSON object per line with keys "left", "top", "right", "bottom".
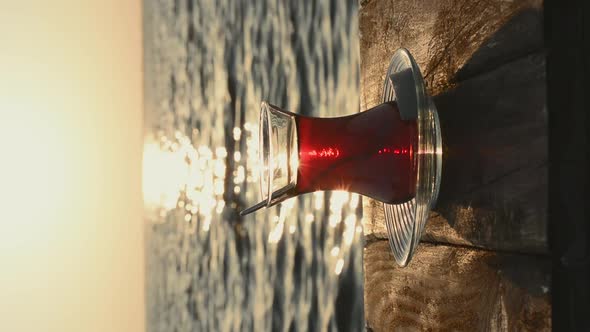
{"left": 143, "top": 129, "right": 238, "bottom": 228}
{"left": 143, "top": 124, "right": 362, "bottom": 274}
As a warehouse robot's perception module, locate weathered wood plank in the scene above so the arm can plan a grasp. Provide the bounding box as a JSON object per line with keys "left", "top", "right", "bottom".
{"left": 360, "top": 0, "right": 547, "bottom": 252}
{"left": 360, "top": 1, "right": 551, "bottom": 330}
{"left": 364, "top": 241, "right": 551, "bottom": 331}
{"left": 360, "top": 0, "right": 543, "bottom": 109}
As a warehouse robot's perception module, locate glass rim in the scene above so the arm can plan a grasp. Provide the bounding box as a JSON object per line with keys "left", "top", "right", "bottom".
{"left": 258, "top": 102, "right": 299, "bottom": 208}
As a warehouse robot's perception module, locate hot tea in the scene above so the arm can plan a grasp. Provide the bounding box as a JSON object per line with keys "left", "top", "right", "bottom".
{"left": 295, "top": 101, "right": 417, "bottom": 204}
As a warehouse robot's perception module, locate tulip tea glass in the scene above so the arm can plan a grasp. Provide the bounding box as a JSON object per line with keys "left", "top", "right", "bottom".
{"left": 241, "top": 49, "right": 442, "bottom": 266}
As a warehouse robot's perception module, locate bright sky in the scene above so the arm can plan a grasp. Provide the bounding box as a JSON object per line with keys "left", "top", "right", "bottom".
{"left": 0, "top": 1, "right": 144, "bottom": 331}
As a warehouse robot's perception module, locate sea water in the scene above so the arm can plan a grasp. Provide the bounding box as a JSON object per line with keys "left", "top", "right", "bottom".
{"left": 143, "top": 1, "right": 362, "bottom": 331}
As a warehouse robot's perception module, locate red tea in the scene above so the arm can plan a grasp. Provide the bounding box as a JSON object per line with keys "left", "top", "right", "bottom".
{"left": 295, "top": 101, "right": 417, "bottom": 204}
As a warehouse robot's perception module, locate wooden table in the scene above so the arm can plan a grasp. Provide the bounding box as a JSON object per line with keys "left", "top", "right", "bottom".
{"left": 359, "top": 0, "right": 550, "bottom": 330}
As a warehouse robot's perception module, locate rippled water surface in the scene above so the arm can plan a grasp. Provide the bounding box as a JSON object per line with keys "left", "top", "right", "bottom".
{"left": 143, "top": 1, "right": 361, "bottom": 331}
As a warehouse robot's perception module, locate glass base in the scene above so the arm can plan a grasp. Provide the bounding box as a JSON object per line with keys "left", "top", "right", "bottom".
{"left": 381, "top": 48, "right": 442, "bottom": 267}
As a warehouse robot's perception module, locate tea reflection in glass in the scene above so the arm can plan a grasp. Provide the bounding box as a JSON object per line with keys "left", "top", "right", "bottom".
{"left": 240, "top": 100, "right": 418, "bottom": 215}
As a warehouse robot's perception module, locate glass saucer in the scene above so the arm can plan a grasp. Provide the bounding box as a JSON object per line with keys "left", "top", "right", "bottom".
{"left": 381, "top": 48, "right": 442, "bottom": 266}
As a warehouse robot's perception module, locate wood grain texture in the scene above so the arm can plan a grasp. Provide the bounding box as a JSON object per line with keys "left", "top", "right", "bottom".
{"left": 364, "top": 241, "right": 551, "bottom": 332}
{"left": 360, "top": 0, "right": 547, "bottom": 253}
{"left": 360, "top": 0, "right": 543, "bottom": 109}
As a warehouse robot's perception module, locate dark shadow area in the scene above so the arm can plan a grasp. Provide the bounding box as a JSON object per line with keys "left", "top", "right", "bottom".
{"left": 454, "top": 8, "right": 544, "bottom": 82}
{"left": 430, "top": 8, "right": 548, "bottom": 253}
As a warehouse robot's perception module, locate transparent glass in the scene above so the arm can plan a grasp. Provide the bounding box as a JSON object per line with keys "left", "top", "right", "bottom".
{"left": 241, "top": 49, "right": 442, "bottom": 266}
{"left": 259, "top": 102, "right": 298, "bottom": 207}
